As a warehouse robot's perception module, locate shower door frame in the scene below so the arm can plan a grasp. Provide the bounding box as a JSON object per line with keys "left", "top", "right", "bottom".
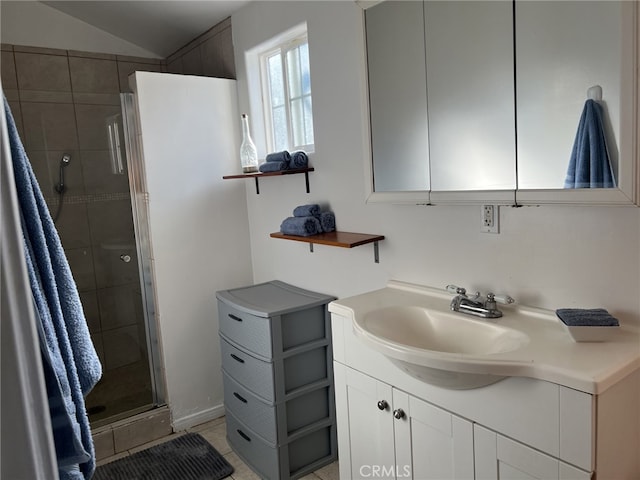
{"left": 120, "top": 92, "right": 166, "bottom": 408}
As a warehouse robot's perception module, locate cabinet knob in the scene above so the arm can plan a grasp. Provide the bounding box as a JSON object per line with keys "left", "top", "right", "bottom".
{"left": 377, "top": 400, "right": 389, "bottom": 411}
{"left": 393, "top": 408, "right": 405, "bottom": 419}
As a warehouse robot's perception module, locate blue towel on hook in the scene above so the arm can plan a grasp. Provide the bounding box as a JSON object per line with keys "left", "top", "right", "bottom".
{"left": 4, "top": 96, "right": 102, "bottom": 480}
{"left": 564, "top": 99, "right": 615, "bottom": 189}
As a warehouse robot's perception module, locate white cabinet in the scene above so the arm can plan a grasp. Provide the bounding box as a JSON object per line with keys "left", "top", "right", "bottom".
{"left": 474, "top": 425, "right": 591, "bottom": 480}
{"left": 335, "top": 364, "right": 474, "bottom": 480}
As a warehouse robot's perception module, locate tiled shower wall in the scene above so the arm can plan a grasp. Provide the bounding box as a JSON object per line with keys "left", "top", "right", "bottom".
{"left": 2, "top": 44, "right": 162, "bottom": 413}
{"left": 1, "top": 16, "right": 235, "bottom": 421}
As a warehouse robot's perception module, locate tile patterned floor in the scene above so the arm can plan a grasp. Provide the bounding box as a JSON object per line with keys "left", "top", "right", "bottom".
{"left": 96, "top": 416, "right": 339, "bottom": 480}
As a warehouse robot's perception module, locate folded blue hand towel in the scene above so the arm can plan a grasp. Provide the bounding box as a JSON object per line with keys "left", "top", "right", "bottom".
{"left": 265, "top": 150, "right": 291, "bottom": 163}
{"left": 293, "top": 204, "right": 320, "bottom": 217}
{"left": 564, "top": 99, "right": 615, "bottom": 189}
{"left": 290, "top": 150, "right": 309, "bottom": 169}
{"left": 556, "top": 308, "right": 619, "bottom": 327}
{"left": 280, "top": 216, "right": 321, "bottom": 236}
{"left": 259, "top": 161, "right": 289, "bottom": 173}
{"left": 319, "top": 211, "right": 335, "bottom": 233}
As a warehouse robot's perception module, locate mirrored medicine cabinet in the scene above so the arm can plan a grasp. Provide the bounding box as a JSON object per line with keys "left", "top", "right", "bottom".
{"left": 362, "top": 0, "right": 639, "bottom": 206}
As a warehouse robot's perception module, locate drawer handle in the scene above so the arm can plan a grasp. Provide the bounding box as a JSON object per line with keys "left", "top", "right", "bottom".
{"left": 237, "top": 429, "right": 251, "bottom": 442}
{"left": 233, "top": 392, "right": 248, "bottom": 403}
{"left": 229, "top": 314, "right": 243, "bottom": 322}
{"left": 230, "top": 353, "right": 245, "bottom": 364}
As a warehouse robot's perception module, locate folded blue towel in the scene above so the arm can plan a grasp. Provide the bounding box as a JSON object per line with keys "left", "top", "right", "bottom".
{"left": 280, "top": 216, "right": 321, "bottom": 236}
{"left": 265, "top": 150, "right": 292, "bottom": 163}
{"left": 319, "top": 211, "right": 335, "bottom": 233}
{"left": 290, "top": 150, "right": 309, "bottom": 169}
{"left": 259, "top": 161, "right": 289, "bottom": 173}
{"left": 556, "top": 308, "right": 619, "bottom": 327}
{"left": 5, "top": 95, "right": 102, "bottom": 480}
{"left": 564, "top": 99, "right": 616, "bottom": 189}
{"left": 293, "top": 204, "right": 320, "bottom": 217}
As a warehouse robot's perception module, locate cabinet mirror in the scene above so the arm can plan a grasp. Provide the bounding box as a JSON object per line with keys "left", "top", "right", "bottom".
{"left": 364, "top": 1, "right": 638, "bottom": 205}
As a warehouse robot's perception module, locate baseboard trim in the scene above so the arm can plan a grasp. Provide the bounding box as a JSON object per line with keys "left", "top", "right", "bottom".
{"left": 172, "top": 404, "right": 225, "bottom": 431}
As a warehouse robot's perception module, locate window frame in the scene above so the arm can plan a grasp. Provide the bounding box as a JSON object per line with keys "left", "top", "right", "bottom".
{"left": 259, "top": 34, "right": 314, "bottom": 154}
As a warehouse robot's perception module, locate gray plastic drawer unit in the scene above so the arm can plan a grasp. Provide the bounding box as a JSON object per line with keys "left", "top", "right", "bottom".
{"left": 216, "top": 281, "right": 337, "bottom": 479}
{"left": 226, "top": 411, "right": 335, "bottom": 480}
{"left": 223, "top": 371, "right": 332, "bottom": 445}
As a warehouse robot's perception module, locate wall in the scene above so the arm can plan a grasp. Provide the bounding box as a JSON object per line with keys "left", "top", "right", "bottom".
{"left": 232, "top": 1, "right": 640, "bottom": 323}
{"left": 0, "top": 1, "right": 160, "bottom": 58}
{"left": 165, "top": 17, "right": 235, "bottom": 78}
{"left": 131, "top": 72, "right": 253, "bottom": 429}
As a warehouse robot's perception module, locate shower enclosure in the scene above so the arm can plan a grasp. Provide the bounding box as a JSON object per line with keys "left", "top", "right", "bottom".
{"left": 4, "top": 46, "right": 165, "bottom": 426}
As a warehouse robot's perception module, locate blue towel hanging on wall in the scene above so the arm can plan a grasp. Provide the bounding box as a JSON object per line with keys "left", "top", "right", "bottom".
{"left": 564, "top": 99, "right": 615, "bottom": 189}
{"left": 3, "top": 96, "right": 102, "bottom": 480}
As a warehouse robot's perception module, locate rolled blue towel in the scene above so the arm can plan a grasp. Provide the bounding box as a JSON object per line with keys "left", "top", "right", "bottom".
{"left": 293, "top": 204, "right": 320, "bottom": 217}
{"left": 556, "top": 308, "right": 619, "bottom": 327}
{"left": 319, "top": 211, "right": 335, "bottom": 233}
{"left": 280, "top": 216, "right": 321, "bottom": 236}
{"left": 265, "top": 150, "right": 291, "bottom": 163}
{"left": 259, "top": 161, "right": 289, "bottom": 173}
{"left": 290, "top": 150, "right": 309, "bottom": 169}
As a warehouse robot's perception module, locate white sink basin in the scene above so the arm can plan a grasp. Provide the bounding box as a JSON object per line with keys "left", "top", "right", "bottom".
{"left": 330, "top": 280, "right": 640, "bottom": 394}
{"left": 354, "top": 305, "right": 530, "bottom": 389}
{"left": 361, "top": 306, "right": 528, "bottom": 355}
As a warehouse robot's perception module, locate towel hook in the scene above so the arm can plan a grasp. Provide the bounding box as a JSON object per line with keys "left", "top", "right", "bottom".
{"left": 587, "top": 85, "right": 602, "bottom": 102}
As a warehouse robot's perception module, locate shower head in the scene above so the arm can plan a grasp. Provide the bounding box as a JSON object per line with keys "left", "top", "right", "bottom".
{"left": 55, "top": 154, "right": 71, "bottom": 194}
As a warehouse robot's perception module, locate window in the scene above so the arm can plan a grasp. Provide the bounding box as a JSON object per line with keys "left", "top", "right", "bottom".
{"left": 260, "top": 34, "right": 314, "bottom": 153}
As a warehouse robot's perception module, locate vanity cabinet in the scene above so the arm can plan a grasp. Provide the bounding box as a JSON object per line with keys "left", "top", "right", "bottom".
{"left": 334, "top": 364, "right": 474, "bottom": 480}
{"left": 474, "top": 426, "right": 590, "bottom": 480}
{"left": 216, "top": 281, "right": 337, "bottom": 479}
{"left": 331, "top": 309, "right": 640, "bottom": 479}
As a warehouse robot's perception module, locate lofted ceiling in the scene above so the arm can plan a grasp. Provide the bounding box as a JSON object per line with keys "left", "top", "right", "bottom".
{"left": 41, "top": 0, "right": 250, "bottom": 57}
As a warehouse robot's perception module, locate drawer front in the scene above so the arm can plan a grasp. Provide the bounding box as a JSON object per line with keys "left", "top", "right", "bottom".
{"left": 223, "top": 372, "right": 278, "bottom": 444}
{"left": 220, "top": 337, "right": 275, "bottom": 401}
{"left": 218, "top": 301, "right": 272, "bottom": 358}
{"left": 226, "top": 412, "right": 281, "bottom": 479}
{"left": 226, "top": 411, "right": 336, "bottom": 480}
{"left": 224, "top": 371, "right": 334, "bottom": 445}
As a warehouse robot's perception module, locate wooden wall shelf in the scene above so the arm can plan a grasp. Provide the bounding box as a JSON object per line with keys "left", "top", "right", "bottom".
{"left": 270, "top": 231, "right": 385, "bottom": 263}
{"left": 223, "top": 167, "right": 314, "bottom": 194}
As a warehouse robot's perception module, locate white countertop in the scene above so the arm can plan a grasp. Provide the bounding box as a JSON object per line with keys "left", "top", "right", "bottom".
{"left": 328, "top": 281, "right": 640, "bottom": 394}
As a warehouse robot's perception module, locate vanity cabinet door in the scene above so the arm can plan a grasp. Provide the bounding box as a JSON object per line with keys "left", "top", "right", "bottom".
{"left": 474, "top": 425, "right": 591, "bottom": 480}
{"left": 334, "top": 364, "right": 395, "bottom": 480}
{"left": 335, "top": 364, "right": 475, "bottom": 480}
{"left": 394, "top": 389, "right": 474, "bottom": 480}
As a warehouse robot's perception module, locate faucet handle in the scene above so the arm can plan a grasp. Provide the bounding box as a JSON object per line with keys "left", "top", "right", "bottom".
{"left": 491, "top": 293, "right": 515, "bottom": 305}
{"left": 446, "top": 284, "right": 466, "bottom": 295}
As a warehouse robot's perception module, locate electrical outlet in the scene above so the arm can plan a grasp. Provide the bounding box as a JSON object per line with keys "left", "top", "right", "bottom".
{"left": 481, "top": 205, "right": 499, "bottom": 234}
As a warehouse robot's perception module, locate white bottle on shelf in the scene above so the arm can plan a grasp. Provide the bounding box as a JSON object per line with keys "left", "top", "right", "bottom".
{"left": 239, "top": 113, "right": 259, "bottom": 173}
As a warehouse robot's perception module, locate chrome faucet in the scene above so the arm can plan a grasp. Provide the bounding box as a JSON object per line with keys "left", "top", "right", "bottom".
{"left": 446, "top": 285, "right": 514, "bottom": 319}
